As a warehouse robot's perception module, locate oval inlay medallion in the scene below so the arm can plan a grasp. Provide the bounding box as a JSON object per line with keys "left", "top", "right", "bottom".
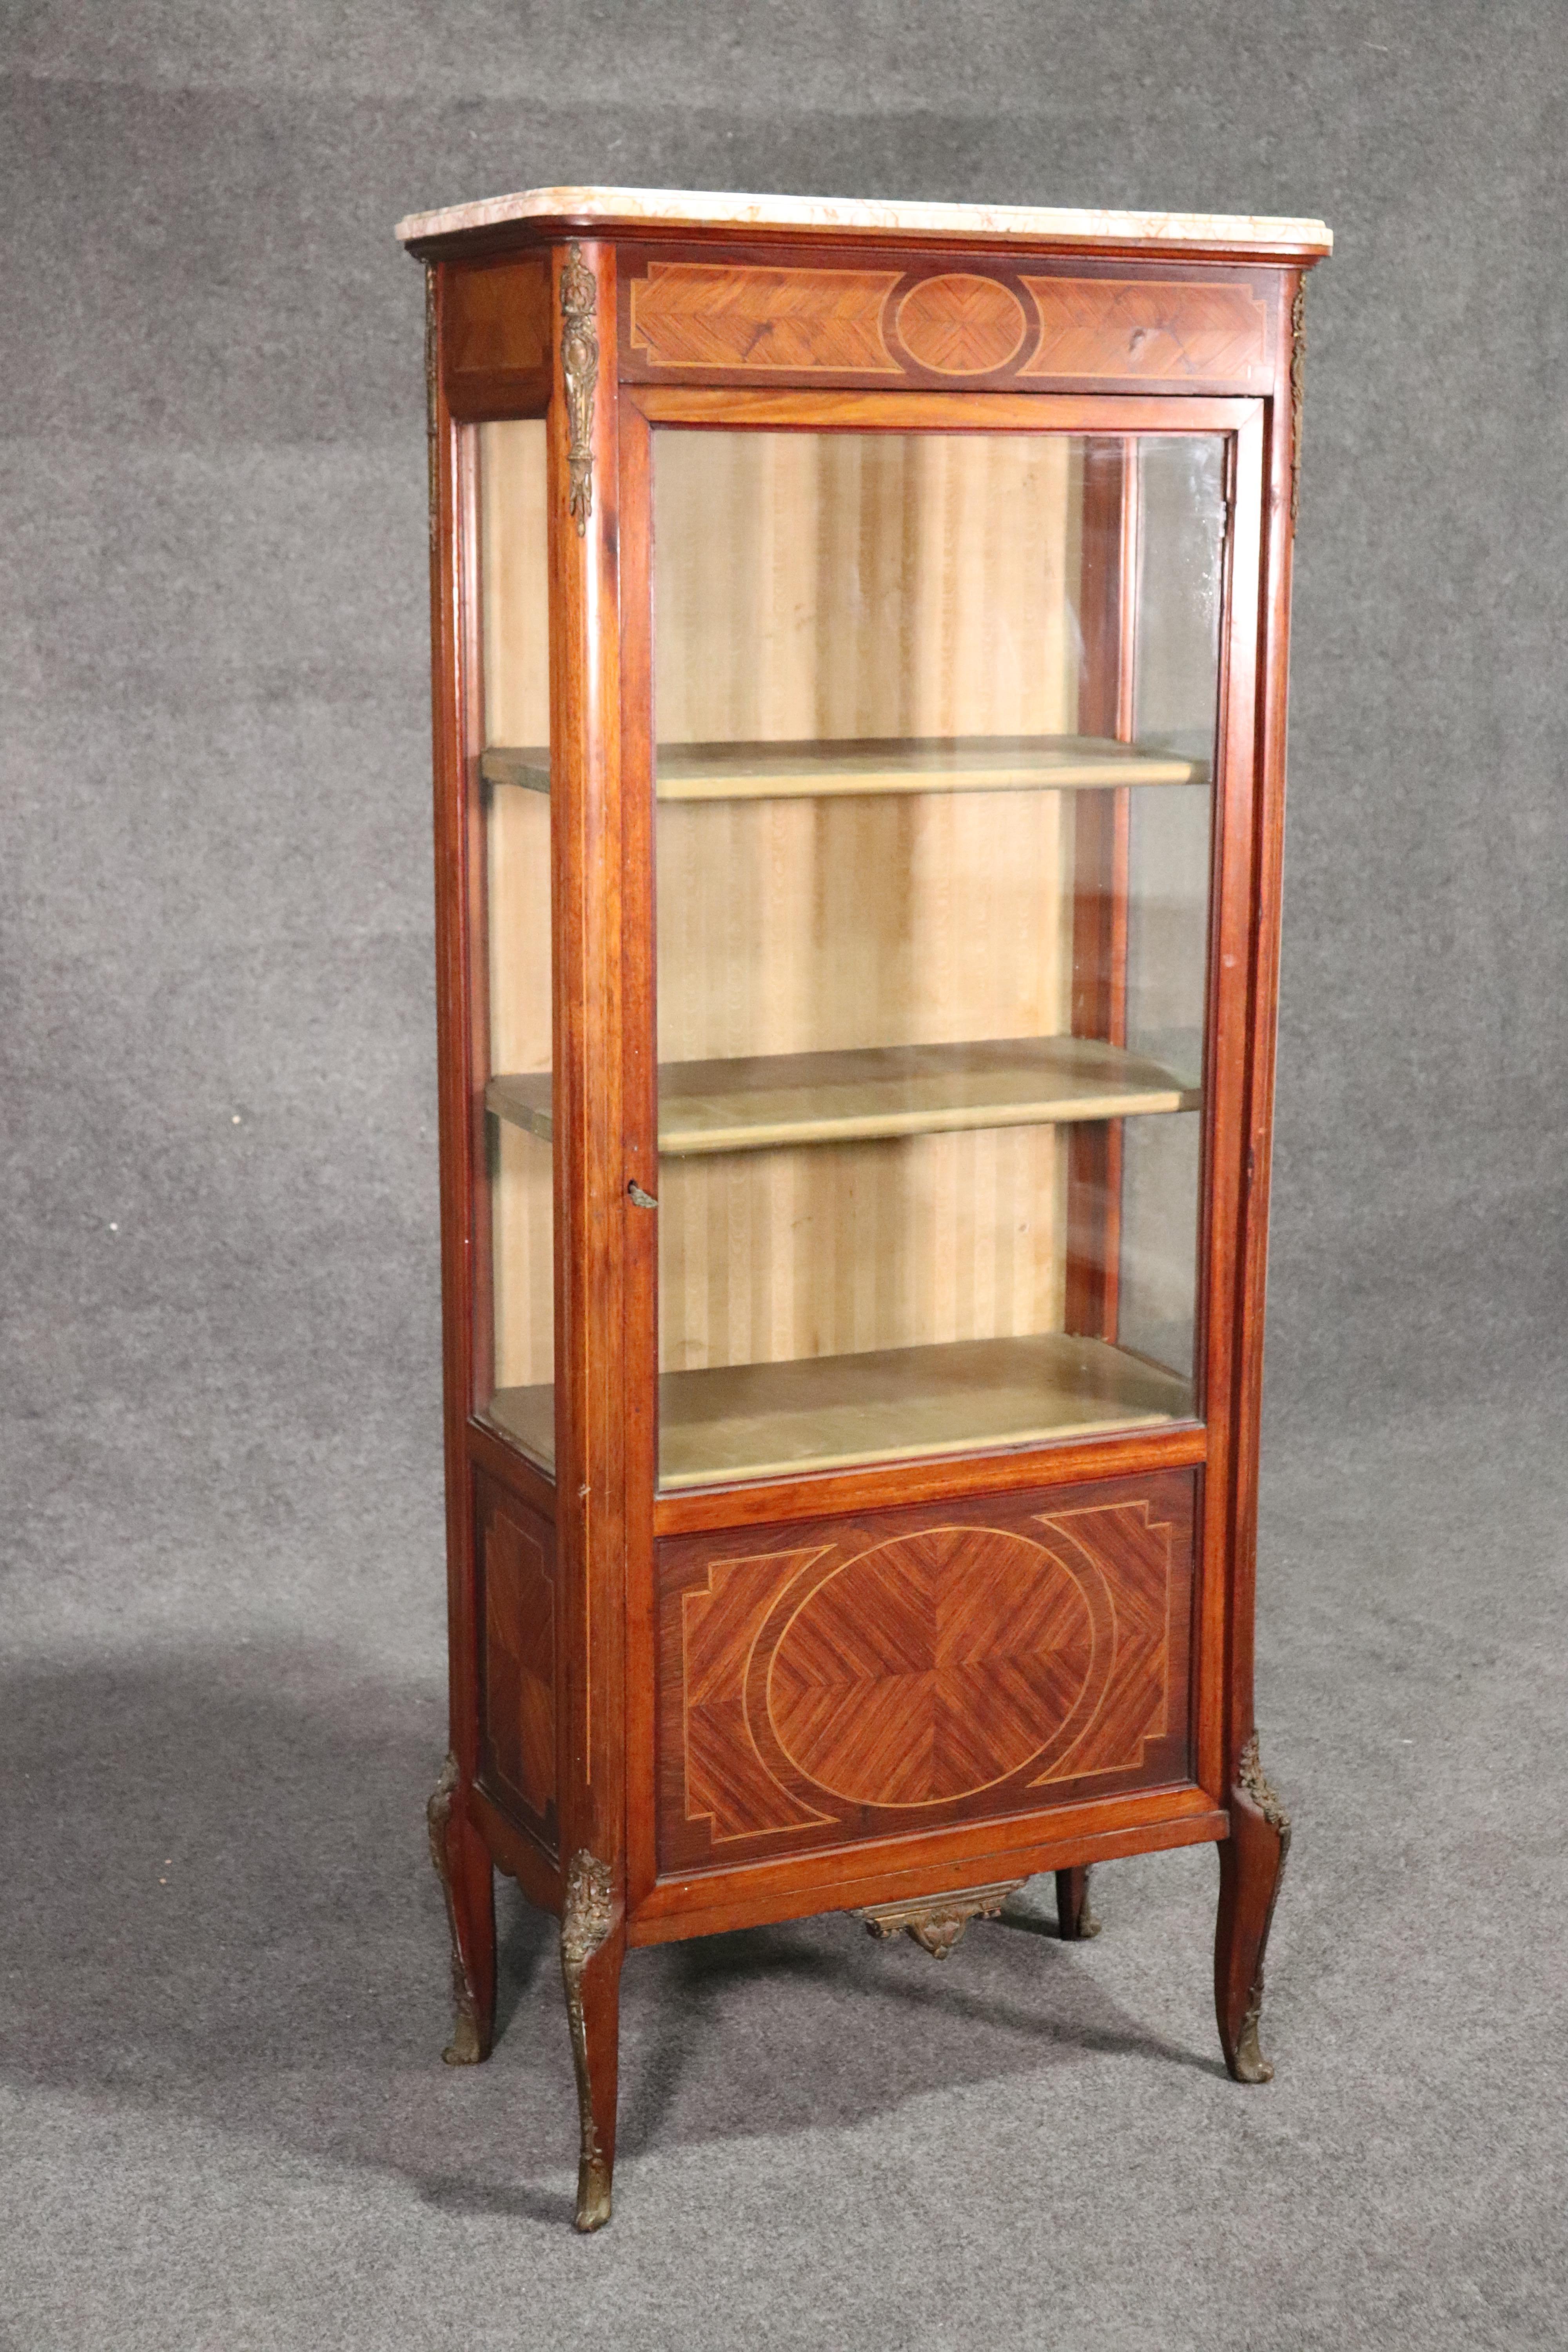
{"left": 896, "top": 273, "right": 1028, "bottom": 374}
{"left": 767, "top": 1525, "right": 1094, "bottom": 1806}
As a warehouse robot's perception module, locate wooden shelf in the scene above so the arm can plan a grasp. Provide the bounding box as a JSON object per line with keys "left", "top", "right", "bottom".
{"left": 488, "top": 1035, "right": 1199, "bottom": 1157}
{"left": 480, "top": 733, "right": 1205, "bottom": 803}
{"left": 483, "top": 1331, "right": 1193, "bottom": 1488}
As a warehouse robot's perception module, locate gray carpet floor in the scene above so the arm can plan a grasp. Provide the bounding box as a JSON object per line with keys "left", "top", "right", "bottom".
{"left": 6, "top": 1387, "right": 1564, "bottom": 2351}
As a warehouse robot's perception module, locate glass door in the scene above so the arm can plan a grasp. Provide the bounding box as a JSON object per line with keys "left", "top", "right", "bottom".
{"left": 646, "top": 422, "right": 1227, "bottom": 1489}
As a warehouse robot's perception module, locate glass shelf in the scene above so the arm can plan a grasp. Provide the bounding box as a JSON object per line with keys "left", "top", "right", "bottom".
{"left": 480, "top": 733, "right": 1204, "bottom": 803}
{"left": 484, "top": 1331, "right": 1193, "bottom": 1489}
{"left": 488, "top": 1035, "right": 1198, "bottom": 1157}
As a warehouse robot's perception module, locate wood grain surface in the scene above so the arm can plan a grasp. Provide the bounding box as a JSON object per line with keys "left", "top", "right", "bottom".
{"left": 893, "top": 272, "right": 1029, "bottom": 373}
{"left": 630, "top": 260, "right": 903, "bottom": 372}
{"left": 657, "top": 1470, "right": 1194, "bottom": 1868}
{"left": 442, "top": 255, "right": 552, "bottom": 416}
{"left": 1019, "top": 277, "right": 1267, "bottom": 381}
{"left": 475, "top": 1472, "right": 558, "bottom": 1850}
{"left": 618, "top": 253, "right": 1276, "bottom": 390}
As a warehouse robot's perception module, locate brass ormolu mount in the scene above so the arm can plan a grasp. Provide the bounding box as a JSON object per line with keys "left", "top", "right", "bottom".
{"left": 853, "top": 1879, "right": 1026, "bottom": 1960}
{"left": 560, "top": 1849, "right": 616, "bottom": 2231}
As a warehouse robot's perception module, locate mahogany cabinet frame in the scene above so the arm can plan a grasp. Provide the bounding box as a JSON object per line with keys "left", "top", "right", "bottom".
{"left": 411, "top": 207, "right": 1320, "bottom": 2227}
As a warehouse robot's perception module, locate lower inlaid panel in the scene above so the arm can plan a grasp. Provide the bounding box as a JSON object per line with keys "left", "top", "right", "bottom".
{"left": 475, "top": 1471, "right": 558, "bottom": 1856}
{"left": 657, "top": 1470, "right": 1196, "bottom": 1873}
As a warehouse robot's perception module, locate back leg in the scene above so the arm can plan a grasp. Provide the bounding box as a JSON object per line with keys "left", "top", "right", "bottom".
{"left": 427, "top": 1753, "right": 497, "bottom": 2064}
{"left": 1055, "top": 1864, "right": 1101, "bottom": 1940}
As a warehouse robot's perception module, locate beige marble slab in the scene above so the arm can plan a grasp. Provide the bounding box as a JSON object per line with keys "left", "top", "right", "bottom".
{"left": 479, "top": 733, "right": 1203, "bottom": 803}
{"left": 487, "top": 1035, "right": 1199, "bottom": 1156}
{"left": 397, "top": 185, "right": 1331, "bottom": 256}
{"left": 483, "top": 1331, "right": 1192, "bottom": 1488}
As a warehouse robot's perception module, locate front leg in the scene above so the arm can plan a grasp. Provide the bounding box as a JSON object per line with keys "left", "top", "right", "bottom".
{"left": 426, "top": 1753, "right": 497, "bottom": 2064}
{"left": 1215, "top": 1733, "right": 1291, "bottom": 2082}
{"left": 560, "top": 1850, "right": 624, "bottom": 2232}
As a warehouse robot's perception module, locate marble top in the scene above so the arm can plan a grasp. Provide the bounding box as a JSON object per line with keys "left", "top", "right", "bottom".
{"left": 395, "top": 184, "right": 1332, "bottom": 256}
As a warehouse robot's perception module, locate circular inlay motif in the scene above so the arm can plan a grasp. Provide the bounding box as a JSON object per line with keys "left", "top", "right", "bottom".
{"left": 767, "top": 1525, "right": 1093, "bottom": 1807}
{"left": 896, "top": 274, "right": 1028, "bottom": 375}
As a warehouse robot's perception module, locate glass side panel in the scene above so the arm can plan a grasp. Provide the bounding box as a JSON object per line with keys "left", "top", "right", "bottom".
{"left": 650, "top": 426, "right": 1225, "bottom": 1489}
{"left": 475, "top": 420, "right": 554, "bottom": 1472}
{"left": 1118, "top": 436, "right": 1227, "bottom": 1380}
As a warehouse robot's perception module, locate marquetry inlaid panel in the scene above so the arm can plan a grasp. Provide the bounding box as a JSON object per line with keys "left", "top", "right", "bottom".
{"left": 621, "top": 252, "right": 1272, "bottom": 389}
{"left": 476, "top": 1474, "right": 557, "bottom": 1851}
{"left": 1018, "top": 277, "right": 1267, "bottom": 382}
{"left": 657, "top": 1472, "right": 1195, "bottom": 1871}
{"left": 630, "top": 260, "right": 903, "bottom": 373}
{"left": 893, "top": 273, "right": 1028, "bottom": 374}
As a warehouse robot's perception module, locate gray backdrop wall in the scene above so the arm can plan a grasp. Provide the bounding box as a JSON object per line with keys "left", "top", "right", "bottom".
{"left": 5, "top": 8, "right": 1566, "bottom": 2348}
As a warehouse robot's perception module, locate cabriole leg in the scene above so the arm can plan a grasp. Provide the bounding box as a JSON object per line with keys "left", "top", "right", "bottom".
{"left": 560, "top": 1850, "right": 624, "bottom": 2232}
{"left": 426, "top": 1752, "right": 497, "bottom": 2065}
{"left": 1215, "top": 1733, "right": 1292, "bottom": 2083}
{"left": 1055, "top": 1864, "right": 1101, "bottom": 1940}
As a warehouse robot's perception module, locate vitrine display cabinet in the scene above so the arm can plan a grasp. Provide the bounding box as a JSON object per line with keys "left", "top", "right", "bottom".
{"left": 398, "top": 185, "right": 1330, "bottom": 2230}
